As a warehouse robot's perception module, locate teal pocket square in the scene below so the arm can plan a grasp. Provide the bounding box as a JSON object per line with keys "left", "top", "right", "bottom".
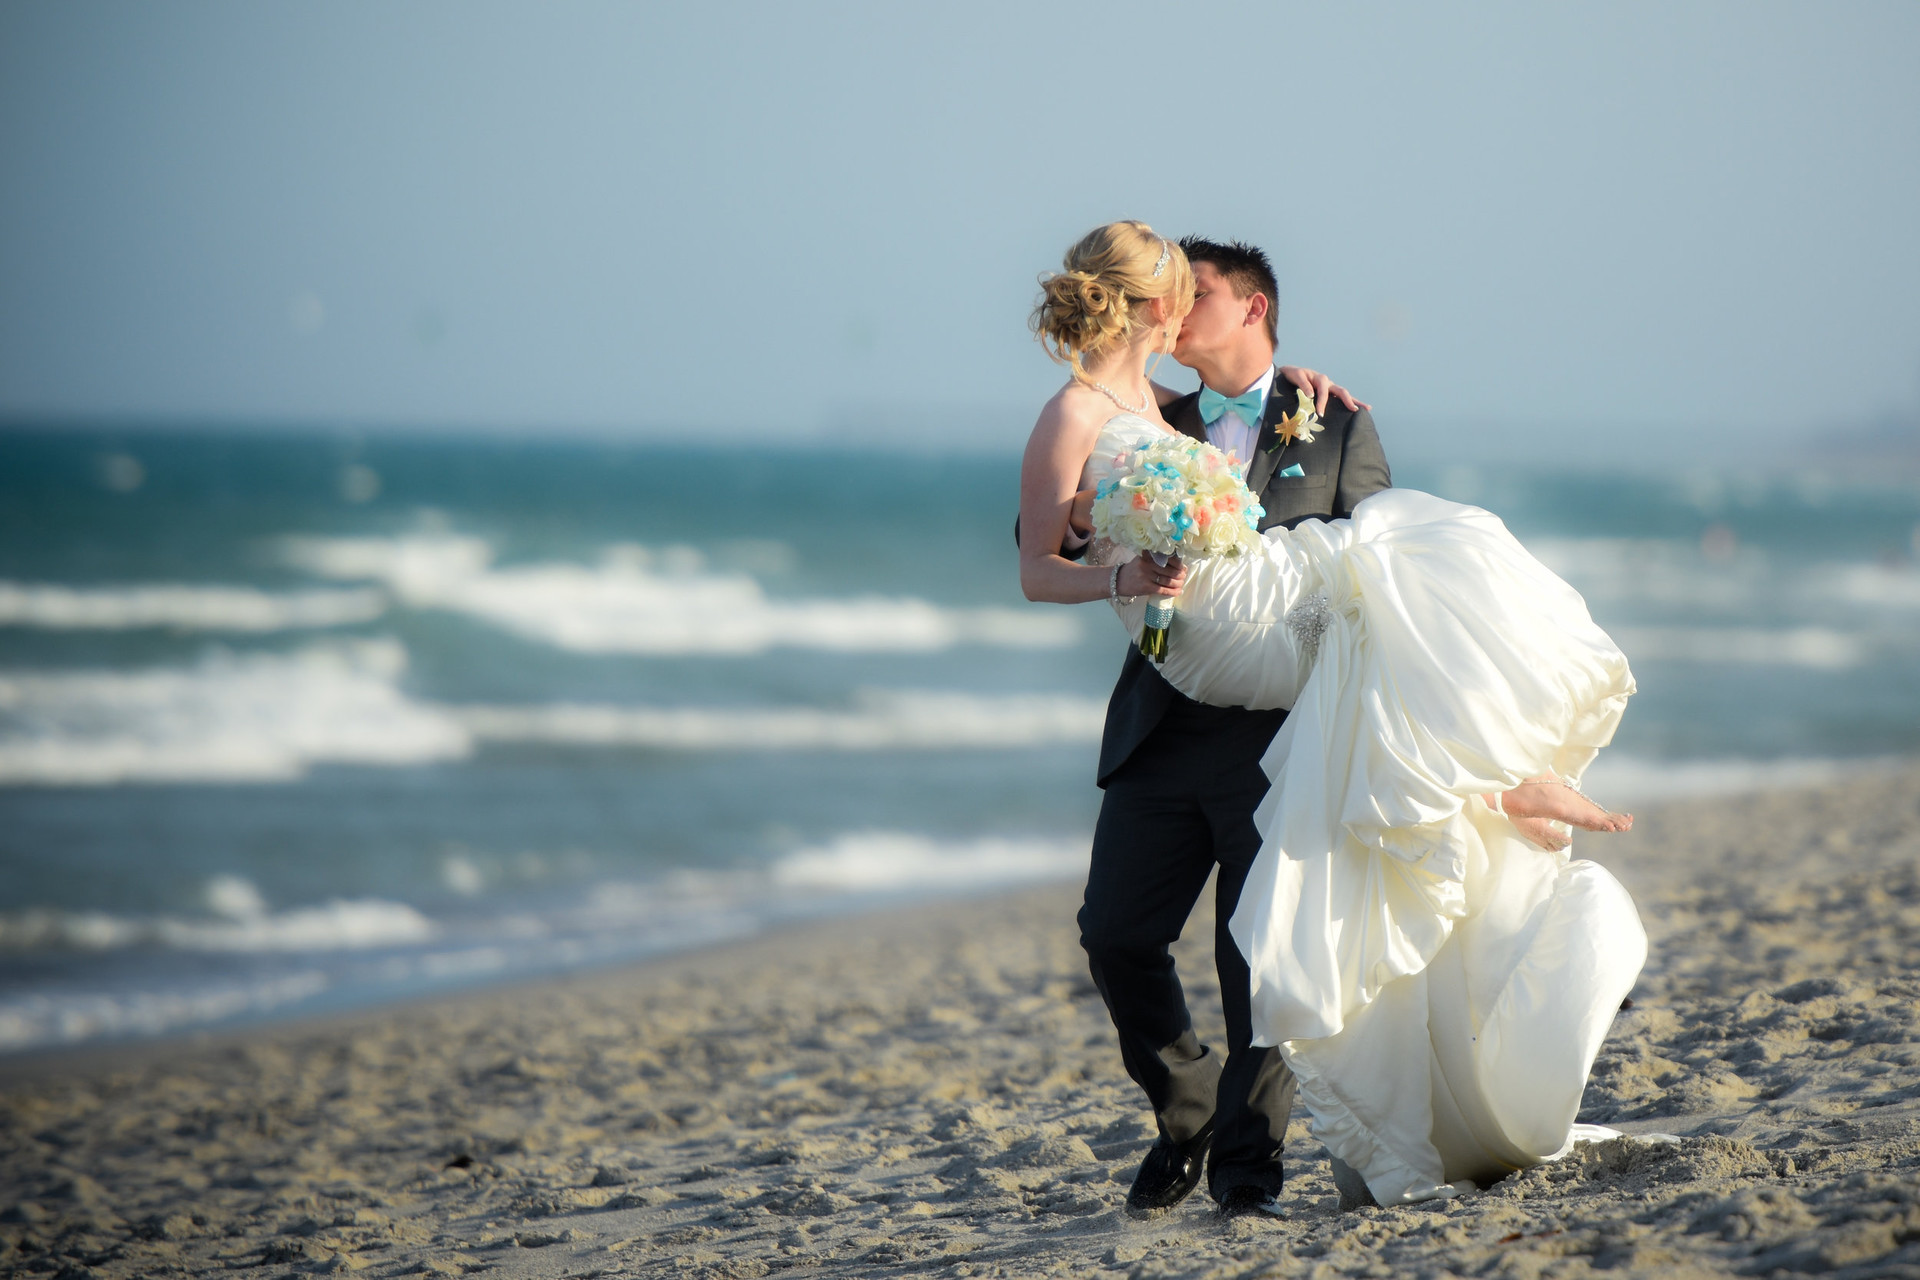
{"left": 1278, "top": 463, "right": 1306, "bottom": 478}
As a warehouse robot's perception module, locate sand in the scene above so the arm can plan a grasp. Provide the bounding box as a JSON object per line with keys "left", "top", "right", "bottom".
{"left": 4, "top": 766, "right": 1920, "bottom": 1280}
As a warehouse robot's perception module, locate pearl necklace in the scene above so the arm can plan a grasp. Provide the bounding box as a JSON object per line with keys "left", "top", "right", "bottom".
{"left": 1085, "top": 378, "right": 1150, "bottom": 414}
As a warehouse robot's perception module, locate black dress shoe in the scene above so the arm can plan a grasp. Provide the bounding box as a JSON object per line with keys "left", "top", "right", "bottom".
{"left": 1216, "top": 1184, "right": 1285, "bottom": 1219}
{"left": 1124, "top": 1122, "right": 1214, "bottom": 1216}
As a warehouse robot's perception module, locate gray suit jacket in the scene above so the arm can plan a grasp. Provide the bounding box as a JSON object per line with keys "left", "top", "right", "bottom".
{"left": 1161, "top": 376, "right": 1390, "bottom": 534}
{"left": 1095, "top": 372, "right": 1391, "bottom": 785}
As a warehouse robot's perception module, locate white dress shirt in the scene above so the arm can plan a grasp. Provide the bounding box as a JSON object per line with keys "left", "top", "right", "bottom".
{"left": 1204, "top": 366, "right": 1275, "bottom": 468}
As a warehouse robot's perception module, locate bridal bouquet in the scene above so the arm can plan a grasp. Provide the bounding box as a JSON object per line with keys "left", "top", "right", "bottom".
{"left": 1091, "top": 436, "right": 1266, "bottom": 662}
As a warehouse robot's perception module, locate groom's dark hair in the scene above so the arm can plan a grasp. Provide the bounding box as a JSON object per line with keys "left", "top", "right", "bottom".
{"left": 1178, "top": 237, "right": 1280, "bottom": 347}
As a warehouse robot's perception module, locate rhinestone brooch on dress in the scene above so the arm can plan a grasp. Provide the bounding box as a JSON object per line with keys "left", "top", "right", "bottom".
{"left": 1286, "top": 591, "right": 1332, "bottom": 659}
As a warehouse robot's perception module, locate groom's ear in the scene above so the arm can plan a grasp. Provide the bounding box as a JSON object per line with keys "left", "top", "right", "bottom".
{"left": 1242, "top": 291, "right": 1271, "bottom": 329}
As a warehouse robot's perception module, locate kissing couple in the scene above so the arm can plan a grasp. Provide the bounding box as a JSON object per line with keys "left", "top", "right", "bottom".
{"left": 1017, "top": 222, "right": 1645, "bottom": 1218}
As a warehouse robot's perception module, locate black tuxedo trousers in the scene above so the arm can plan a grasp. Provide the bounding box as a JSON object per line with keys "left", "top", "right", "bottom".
{"left": 1077, "top": 687, "right": 1296, "bottom": 1200}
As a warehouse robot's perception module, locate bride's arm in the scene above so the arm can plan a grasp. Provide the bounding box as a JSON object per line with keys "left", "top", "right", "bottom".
{"left": 1148, "top": 367, "right": 1369, "bottom": 414}
{"left": 1019, "top": 396, "right": 1182, "bottom": 605}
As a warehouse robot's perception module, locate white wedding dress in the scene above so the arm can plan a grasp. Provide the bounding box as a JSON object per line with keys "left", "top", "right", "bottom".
{"left": 1086, "top": 414, "right": 1647, "bottom": 1205}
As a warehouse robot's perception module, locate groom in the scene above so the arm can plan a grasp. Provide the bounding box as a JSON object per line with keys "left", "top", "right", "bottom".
{"left": 1077, "top": 238, "right": 1390, "bottom": 1218}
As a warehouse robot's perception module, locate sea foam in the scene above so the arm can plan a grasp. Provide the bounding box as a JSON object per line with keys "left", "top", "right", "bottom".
{"left": 1527, "top": 537, "right": 1768, "bottom": 609}
{"left": 0, "top": 581, "right": 388, "bottom": 631}
{"left": 0, "top": 640, "right": 1104, "bottom": 785}
{"left": 0, "top": 895, "right": 435, "bottom": 955}
{"left": 280, "top": 534, "right": 1079, "bottom": 654}
{"left": 1579, "top": 753, "right": 1903, "bottom": 805}
{"left": 457, "top": 688, "right": 1104, "bottom": 751}
{"left": 0, "top": 583, "right": 389, "bottom": 633}
{"left": 0, "top": 971, "right": 334, "bottom": 1052}
{"left": 1609, "top": 624, "right": 1871, "bottom": 670}
{"left": 0, "top": 639, "right": 469, "bottom": 784}
{"left": 1530, "top": 536, "right": 1920, "bottom": 620}
{"left": 771, "top": 831, "right": 1089, "bottom": 891}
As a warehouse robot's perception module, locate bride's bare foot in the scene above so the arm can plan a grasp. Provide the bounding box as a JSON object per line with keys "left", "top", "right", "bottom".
{"left": 1485, "top": 776, "right": 1632, "bottom": 851}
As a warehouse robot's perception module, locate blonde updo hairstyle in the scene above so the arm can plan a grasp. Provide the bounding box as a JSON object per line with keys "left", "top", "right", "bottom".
{"left": 1031, "top": 220, "right": 1194, "bottom": 381}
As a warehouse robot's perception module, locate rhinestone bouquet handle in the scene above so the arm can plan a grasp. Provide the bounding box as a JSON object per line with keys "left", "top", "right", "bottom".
{"left": 1138, "top": 553, "right": 1175, "bottom": 663}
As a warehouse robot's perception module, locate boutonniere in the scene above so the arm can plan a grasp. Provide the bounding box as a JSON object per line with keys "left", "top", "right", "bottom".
{"left": 1271, "top": 386, "right": 1322, "bottom": 450}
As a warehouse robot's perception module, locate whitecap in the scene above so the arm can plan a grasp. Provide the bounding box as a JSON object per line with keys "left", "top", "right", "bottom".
{"left": 1527, "top": 538, "right": 1920, "bottom": 624}
{"left": 771, "top": 831, "right": 1088, "bottom": 892}
{"left": 1829, "top": 563, "right": 1920, "bottom": 610}
{"left": 0, "top": 581, "right": 386, "bottom": 631}
{"left": 0, "top": 894, "right": 436, "bottom": 954}
{"left": 1579, "top": 754, "right": 1904, "bottom": 805}
{"left": 0, "top": 971, "right": 332, "bottom": 1052}
{"left": 154, "top": 899, "right": 437, "bottom": 952}
{"left": 280, "top": 533, "right": 1079, "bottom": 654}
{"left": 1610, "top": 624, "right": 1869, "bottom": 670}
{"left": 1525, "top": 537, "right": 1766, "bottom": 609}
{"left": 0, "top": 639, "right": 471, "bottom": 785}
{"left": 456, "top": 688, "right": 1104, "bottom": 751}
{"left": 0, "top": 641, "right": 1098, "bottom": 786}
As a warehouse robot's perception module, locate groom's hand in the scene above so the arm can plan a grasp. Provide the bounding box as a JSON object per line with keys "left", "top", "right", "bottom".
{"left": 1119, "top": 555, "right": 1186, "bottom": 598}
{"left": 1068, "top": 487, "right": 1096, "bottom": 537}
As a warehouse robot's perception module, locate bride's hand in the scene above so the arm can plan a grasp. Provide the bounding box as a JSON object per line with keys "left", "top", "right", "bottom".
{"left": 1068, "top": 487, "right": 1095, "bottom": 537}
{"left": 1118, "top": 555, "right": 1186, "bottom": 598}
{"left": 1279, "top": 365, "right": 1371, "bottom": 416}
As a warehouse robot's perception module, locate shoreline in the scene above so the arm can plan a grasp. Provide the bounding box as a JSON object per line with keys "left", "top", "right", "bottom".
{"left": 0, "top": 885, "right": 1067, "bottom": 1086}
{"left": 5, "top": 750, "right": 1911, "bottom": 1066}
{"left": 4, "top": 768, "right": 1919, "bottom": 1278}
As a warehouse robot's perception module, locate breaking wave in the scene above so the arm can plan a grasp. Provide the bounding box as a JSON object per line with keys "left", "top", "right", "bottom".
{"left": 279, "top": 534, "right": 1079, "bottom": 654}
{"left": 0, "top": 899, "right": 436, "bottom": 954}
{"left": 457, "top": 688, "right": 1104, "bottom": 751}
{"left": 1579, "top": 753, "right": 1903, "bottom": 805}
{"left": 0, "top": 639, "right": 468, "bottom": 785}
{"left": 1610, "top": 624, "right": 1871, "bottom": 670}
{"left": 0, "top": 872, "right": 435, "bottom": 954}
{"left": 0, "top": 581, "right": 388, "bottom": 631}
{"left": 0, "top": 972, "right": 335, "bottom": 1053}
{"left": 771, "top": 831, "right": 1089, "bottom": 891}
{"left": 0, "top": 642, "right": 1103, "bottom": 785}
{"left": 1529, "top": 537, "right": 1920, "bottom": 620}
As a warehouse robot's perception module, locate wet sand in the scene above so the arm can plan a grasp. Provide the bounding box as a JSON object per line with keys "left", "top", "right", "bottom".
{"left": 4, "top": 766, "right": 1919, "bottom": 1279}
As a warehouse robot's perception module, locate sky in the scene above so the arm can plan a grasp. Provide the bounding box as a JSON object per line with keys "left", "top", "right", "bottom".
{"left": 2, "top": 1, "right": 1917, "bottom": 459}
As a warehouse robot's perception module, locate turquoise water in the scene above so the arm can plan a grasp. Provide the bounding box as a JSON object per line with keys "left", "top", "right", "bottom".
{"left": 3, "top": 426, "right": 1918, "bottom": 1053}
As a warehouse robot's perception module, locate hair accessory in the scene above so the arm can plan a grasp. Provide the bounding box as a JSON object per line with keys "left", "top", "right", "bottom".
{"left": 1151, "top": 239, "right": 1170, "bottom": 278}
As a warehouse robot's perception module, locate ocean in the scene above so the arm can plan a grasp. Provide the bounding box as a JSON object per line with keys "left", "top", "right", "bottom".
{"left": 3, "top": 425, "right": 1918, "bottom": 1055}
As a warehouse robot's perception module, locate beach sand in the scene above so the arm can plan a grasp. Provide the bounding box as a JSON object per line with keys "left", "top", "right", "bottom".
{"left": 4, "top": 767, "right": 1919, "bottom": 1279}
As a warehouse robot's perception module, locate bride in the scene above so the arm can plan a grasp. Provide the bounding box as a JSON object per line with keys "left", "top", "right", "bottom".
{"left": 1019, "top": 221, "right": 1646, "bottom": 1207}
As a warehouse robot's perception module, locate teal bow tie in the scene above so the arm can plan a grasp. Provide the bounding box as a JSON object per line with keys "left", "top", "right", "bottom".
{"left": 1198, "top": 384, "right": 1266, "bottom": 428}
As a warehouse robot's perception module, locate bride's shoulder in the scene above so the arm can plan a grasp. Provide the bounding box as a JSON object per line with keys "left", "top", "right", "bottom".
{"left": 1030, "top": 381, "right": 1115, "bottom": 444}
